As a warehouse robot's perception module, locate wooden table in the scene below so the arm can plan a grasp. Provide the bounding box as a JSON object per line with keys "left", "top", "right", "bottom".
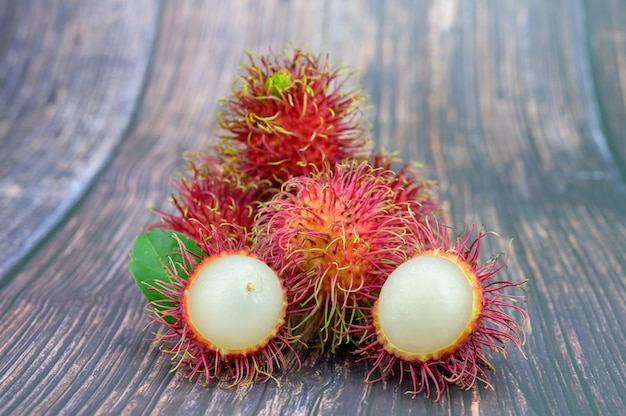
{"left": 1, "top": 1, "right": 625, "bottom": 414}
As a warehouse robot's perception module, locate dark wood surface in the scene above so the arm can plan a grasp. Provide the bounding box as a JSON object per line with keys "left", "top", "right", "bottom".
{"left": 1, "top": 1, "right": 625, "bottom": 415}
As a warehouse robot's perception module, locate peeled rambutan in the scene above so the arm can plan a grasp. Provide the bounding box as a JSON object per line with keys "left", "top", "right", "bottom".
{"left": 253, "top": 160, "right": 427, "bottom": 351}
{"left": 150, "top": 151, "right": 273, "bottom": 245}
{"left": 143, "top": 229, "right": 298, "bottom": 387}
{"left": 217, "top": 47, "right": 371, "bottom": 187}
{"left": 352, "top": 222, "right": 528, "bottom": 400}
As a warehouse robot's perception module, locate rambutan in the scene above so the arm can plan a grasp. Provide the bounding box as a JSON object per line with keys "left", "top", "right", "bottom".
{"left": 369, "top": 151, "right": 443, "bottom": 225}
{"left": 150, "top": 151, "right": 273, "bottom": 245}
{"left": 139, "top": 228, "right": 298, "bottom": 387}
{"left": 352, "top": 222, "right": 528, "bottom": 400}
{"left": 128, "top": 43, "right": 531, "bottom": 398}
{"left": 253, "top": 160, "right": 426, "bottom": 351}
{"left": 217, "top": 47, "right": 371, "bottom": 187}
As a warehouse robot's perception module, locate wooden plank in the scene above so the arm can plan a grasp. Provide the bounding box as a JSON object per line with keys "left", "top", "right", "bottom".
{"left": 586, "top": 0, "right": 626, "bottom": 174}
{"left": 0, "top": 0, "right": 159, "bottom": 279}
{"left": 0, "top": 0, "right": 624, "bottom": 414}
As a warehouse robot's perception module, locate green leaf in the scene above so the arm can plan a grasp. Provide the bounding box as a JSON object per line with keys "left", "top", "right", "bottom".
{"left": 128, "top": 229, "right": 202, "bottom": 307}
{"left": 265, "top": 69, "right": 293, "bottom": 96}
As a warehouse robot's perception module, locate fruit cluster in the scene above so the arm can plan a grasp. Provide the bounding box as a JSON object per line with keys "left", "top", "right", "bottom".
{"left": 129, "top": 47, "right": 528, "bottom": 400}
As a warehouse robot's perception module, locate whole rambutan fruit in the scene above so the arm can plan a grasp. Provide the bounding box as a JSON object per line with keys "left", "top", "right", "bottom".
{"left": 352, "top": 222, "right": 528, "bottom": 400}
{"left": 369, "top": 151, "right": 443, "bottom": 225}
{"left": 217, "top": 47, "right": 372, "bottom": 187}
{"left": 253, "top": 160, "right": 426, "bottom": 351}
{"left": 150, "top": 151, "right": 273, "bottom": 245}
{"left": 140, "top": 228, "right": 299, "bottom": 387}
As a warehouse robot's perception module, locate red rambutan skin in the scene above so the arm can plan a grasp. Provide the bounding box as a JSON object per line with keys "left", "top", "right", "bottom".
{"left": 369, "top": 151, "right": 444, "bottom": 226}
{"left": 143, "top": 230, "right": 300, "bottom": 387}
{"left": 150, "top": 151, "right": 274, "bottom": 245}
{"left": 351, "top": 222, "right": 529, "bottom": 400}
{"left": 217, "top": 47, "right": 371, "bottom": 187}
{"left": 253, "top": 160, "right": 425, "bottom": 351}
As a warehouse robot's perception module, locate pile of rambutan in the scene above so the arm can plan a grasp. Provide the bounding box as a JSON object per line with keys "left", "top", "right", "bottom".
{"left": 129, "top": 47, "right": 528, "bottom": 400}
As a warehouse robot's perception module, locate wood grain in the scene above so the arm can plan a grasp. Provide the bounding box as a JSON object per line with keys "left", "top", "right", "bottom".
{"left": 1, "top": 0, "right": 625, "bottom": 415}
{"left": 0, "top": 0, "right": 158, "bottom": 279}
{"left": 586, "top": 0, "right": 626, "bottom": 174}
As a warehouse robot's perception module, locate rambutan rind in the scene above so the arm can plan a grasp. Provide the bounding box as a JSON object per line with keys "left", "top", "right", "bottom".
{"left": 150, "top": 151, "right": 273, "bottom": 245}
{"left": 351, "top": 221, "right": 528, "bottom": 400}
{"left": 217, "top": 47, "right": 372, "bottom": 186}
{"left": 369, "top": 151, "right": 444, "bottom": 226}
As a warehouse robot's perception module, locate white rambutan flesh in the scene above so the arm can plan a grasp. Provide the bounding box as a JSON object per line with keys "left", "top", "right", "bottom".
{"left": 184, "top": 254, "right": 286, "bottom": 354}
{"left": 375, "top": 252, "right": 482, "bottom": 361}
